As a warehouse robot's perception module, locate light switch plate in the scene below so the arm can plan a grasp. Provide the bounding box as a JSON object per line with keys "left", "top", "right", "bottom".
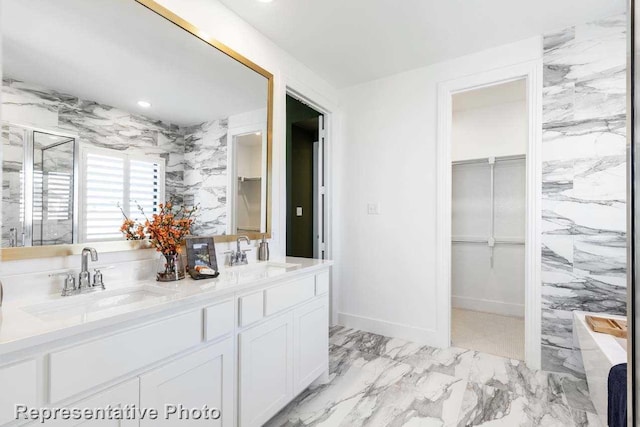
{"left": 296, "top": 206, "right": 303, "bottom": 217}
{"left": 367, "top": 202, "right": 380, "bottom": 215}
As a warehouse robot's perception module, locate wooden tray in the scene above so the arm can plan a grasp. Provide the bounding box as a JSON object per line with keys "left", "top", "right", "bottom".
{"left": 585, "top": 315, "right": 627, "bottom": 339}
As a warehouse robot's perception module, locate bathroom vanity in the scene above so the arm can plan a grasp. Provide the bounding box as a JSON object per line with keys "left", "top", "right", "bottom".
{"left": 0, "top": 259, "right": 332, "bottom": 426}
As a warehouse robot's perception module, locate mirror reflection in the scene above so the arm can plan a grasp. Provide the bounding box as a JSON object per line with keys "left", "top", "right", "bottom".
{"left": 1, "top": 0, "right": 270, "bottom": 248}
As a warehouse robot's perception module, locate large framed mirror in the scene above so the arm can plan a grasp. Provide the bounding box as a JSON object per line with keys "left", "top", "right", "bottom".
{"left": 1, "top": 0, "right": 273, "bottom": 260}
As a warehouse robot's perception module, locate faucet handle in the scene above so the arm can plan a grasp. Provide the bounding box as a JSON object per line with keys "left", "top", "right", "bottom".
{"left": 49, "top": 271, "right": 72, "bottom": 278}
{"left": 93, "top": 269, "right": 105, "bottom": 290}
{"left": 49, "top": 272, "right": 76, "bottom": 296}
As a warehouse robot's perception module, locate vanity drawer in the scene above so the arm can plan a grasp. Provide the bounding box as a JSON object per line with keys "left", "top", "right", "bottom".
{"left": 204, "top": 299, "right": 235, "bottom": 341}
{"left": 315, "top": 271, "right": 330, "bottom": 295}
{"left": 0, "top": 360, "right": 37, "bottom": 425}
{"left": 49, "top": 310, "right": 202, "bottom": 403}
{"left": 265, "top": 276, "right": 315, "bottom": 316}
{"left": 239, "top": 291, "right": 264, "bottom": 327}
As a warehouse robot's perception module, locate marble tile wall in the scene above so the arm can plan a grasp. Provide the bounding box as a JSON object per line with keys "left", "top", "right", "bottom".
{"left": 541, "top": 15, "right": 627, "bottom": 376}
{"left": 1, "top": 78, "right": 229, "bottom": 242}
{"left": 183, "top": 120, "right": 229, "bottom": 236}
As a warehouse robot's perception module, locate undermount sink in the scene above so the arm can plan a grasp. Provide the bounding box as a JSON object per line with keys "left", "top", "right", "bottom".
{"left": 221, "top": 261, "right": 301, "bottom": 281}
{"left": 22, "top": 285, "right": 177, "bottom": 322}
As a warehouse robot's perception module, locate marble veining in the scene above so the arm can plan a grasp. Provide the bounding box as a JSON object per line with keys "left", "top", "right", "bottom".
{"left": 267, "top": 327, "right": 601, "bottom": 426}
{"left": 183, "top": 119, "right": 229, "bottom": 236}
{"left": 541, "top": 14, "right": 627, "bottom": 375}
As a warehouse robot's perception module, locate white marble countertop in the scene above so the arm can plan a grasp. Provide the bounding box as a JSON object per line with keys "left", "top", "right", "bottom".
{"left": 0, "top": 257, "right": 332, "bottom": 358}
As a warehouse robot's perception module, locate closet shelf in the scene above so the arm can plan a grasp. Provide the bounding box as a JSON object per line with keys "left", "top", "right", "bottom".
{"left": 452, "top": 236, "right": 524, "bottom": 245}
{"left": 452, "top": 154, "right": 525, "bottom": 166}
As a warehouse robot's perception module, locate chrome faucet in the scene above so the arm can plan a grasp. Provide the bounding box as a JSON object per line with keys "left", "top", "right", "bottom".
{"left": 226, "top": 236, "right": 251, "bottom": 266}
{"left": 49, "top": 248, "right": 105, "bottom": 296}
{"left": 79, "top": 247, "right": 98, "bottom": 289}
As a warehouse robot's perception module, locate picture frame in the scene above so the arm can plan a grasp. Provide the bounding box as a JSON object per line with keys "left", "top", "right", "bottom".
{"left": 185, "top": 236, "right": 219, "bottom": 274}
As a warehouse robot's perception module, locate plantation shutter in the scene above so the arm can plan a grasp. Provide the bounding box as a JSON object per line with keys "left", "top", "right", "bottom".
{"left": 129, "top": 159, "right": 162, "bottom": 223}
{"left": 81, "top": 147, "right": 164, "bottom": 242}
{"left": 44, "top": 171, "right": 73, "bottom": 221}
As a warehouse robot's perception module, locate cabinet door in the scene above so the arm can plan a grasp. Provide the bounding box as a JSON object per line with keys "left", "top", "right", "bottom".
{"left": 139, "top": 339, "right": 234, "bottom": 427}
{"left": 0, "top": 360, "right": 37, "bottom": 426}
{"left": 39, "top": 379, "right": 139, "bottom": 427}
{"left": 238, "top": 312, "right": 293, "bottom": 427}
{"left": 293, "top": 297, "right": 329, "bottom": 394}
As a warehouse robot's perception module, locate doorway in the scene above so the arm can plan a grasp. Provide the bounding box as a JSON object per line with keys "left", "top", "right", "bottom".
{"left": 436, "top": 61, "right": 542, "bottom": 368}
{"left": 286, "top": 94, "right": 325, "bottom": 259}
{"left": 450, "top": 80, "right": 527, "bottom": 360}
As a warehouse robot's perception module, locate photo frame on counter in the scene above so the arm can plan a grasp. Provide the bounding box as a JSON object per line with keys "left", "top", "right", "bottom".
{"left": 185, "top": 237, "right": 219, "bottom": 277}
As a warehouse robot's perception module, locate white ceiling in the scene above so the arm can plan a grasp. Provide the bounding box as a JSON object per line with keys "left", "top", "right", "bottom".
{"left": 453, "top": 79, "right": 526, "bottom": 112}
{"left": 2, "top": 0, "right": 268, "bottom": 126}
{"left": 219, "top": 0, "right": 626, "bottom": 88}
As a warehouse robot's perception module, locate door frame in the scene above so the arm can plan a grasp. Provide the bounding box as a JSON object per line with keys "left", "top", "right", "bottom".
{"left": 284, "top": 88, "right": 332, "bottom": 261}
{"left": 284, "top": 85, "right": 335, "bottom": 320}
{"left": 227, "top": 124, "right": 268, "bottom": 235}
{"left": 436, "top": 60, "right": 543, "bottom": 368}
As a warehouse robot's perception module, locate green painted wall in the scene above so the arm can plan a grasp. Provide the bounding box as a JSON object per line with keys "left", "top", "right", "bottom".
{"left": 286, "top": 95, "right": 320, "bottom": 257}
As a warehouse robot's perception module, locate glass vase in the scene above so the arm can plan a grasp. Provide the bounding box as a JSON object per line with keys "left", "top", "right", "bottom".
{"left": 157, "top": 253, "right": 185, "bottom": 282}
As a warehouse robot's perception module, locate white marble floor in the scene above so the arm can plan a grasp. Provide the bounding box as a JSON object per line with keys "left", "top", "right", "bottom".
{"left": 452, "top": 309, "right": 525, "bottom": 361}
{"left": 266, "top": 326, "right": 601, "bottom": 427}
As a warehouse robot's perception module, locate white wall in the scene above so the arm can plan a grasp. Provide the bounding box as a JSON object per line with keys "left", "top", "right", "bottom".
{"left": 337, "top": 37, "right": 541, "bottom": 345}
{"left": 452, "top": 100, "right": 527, "bottom": 161}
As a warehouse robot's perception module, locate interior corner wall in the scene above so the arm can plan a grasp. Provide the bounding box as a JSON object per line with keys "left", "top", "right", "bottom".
{"left": 540, "top": 14, "right": 627, "bottom": 376}
{"left": 337, "top": 36, "right": 542, "bottom": 345}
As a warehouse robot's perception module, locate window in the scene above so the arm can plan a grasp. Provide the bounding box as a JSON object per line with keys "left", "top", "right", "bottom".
{"left": 80, "top": 146, "right": 165, "bottom": 242}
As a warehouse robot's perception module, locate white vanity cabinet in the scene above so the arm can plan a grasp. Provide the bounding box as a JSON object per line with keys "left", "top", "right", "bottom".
{"left": 293, "top": 297, "right": 329, "bottom": 395}
{"left": 238, "top": 274, "right": 329, "bottom": 427}
{"left": 140, "top": 338, "right": 234, "bottom": 427}
{"left": 238, "top": 312, "right": 294, "bottom": 427}
{"left": 0, "top": 264, "right": 331, "bottom": 427}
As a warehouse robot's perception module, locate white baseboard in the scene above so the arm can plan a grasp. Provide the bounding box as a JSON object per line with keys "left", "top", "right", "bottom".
{"left": 452, "top": 295, "right": 524, "bottom": 318}
{"left": 337, "top": 312, "right": 442, "bottom": 348}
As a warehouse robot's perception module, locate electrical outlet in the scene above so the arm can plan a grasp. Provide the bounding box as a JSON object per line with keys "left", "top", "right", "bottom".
{"left": 296, "top": 206, "right": 303, "bottom": 217}
{"left": 367, "top": 202, "right": 380, "bottom": 215}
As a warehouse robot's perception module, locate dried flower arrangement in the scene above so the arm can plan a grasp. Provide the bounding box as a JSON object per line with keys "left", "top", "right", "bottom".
{"left": 120, "top": 200, "right": 198, "bottom": 281}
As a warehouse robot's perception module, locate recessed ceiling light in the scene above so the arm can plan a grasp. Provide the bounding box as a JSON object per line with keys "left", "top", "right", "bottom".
{"left": 257, "top": 0, "right": 273, "bottom": 3}
{"left": 255, "top": 132, "right": 261, "bottom": 136}
{"left": 137, "top": 100, "right": 152, "bottom": 108}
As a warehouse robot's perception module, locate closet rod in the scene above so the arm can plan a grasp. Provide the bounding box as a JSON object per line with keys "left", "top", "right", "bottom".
{"left": 452, "top": 154, "right": 525, "bottom": 166}
{"left": 451, "top": 239, "right": 524, "bottom": 246}
{"left": 452, "top": 238, "right": 524, "bottom": 246}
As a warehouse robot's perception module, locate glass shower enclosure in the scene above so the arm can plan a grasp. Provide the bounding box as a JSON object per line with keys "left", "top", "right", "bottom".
{"left": 1, "top": 123, "right": 77, "bottom": 247}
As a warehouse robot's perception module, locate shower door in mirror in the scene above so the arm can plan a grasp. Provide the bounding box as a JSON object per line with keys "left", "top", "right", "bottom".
{"left": 2, "top": 125, "right": 77, "bottom": 247}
